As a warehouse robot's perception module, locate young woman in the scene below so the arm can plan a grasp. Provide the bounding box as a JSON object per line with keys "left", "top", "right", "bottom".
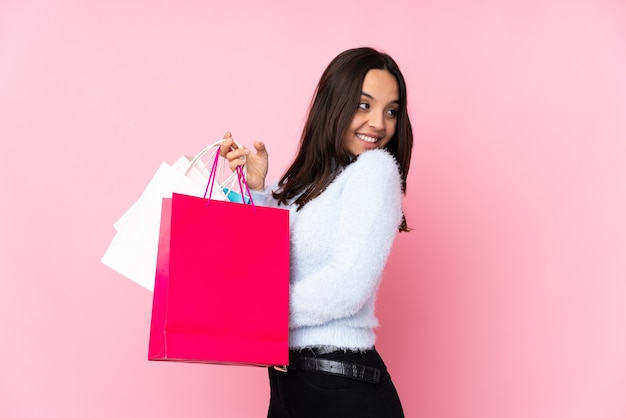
{"left": 221, "top": 47, "right": 413, "bottom": 418}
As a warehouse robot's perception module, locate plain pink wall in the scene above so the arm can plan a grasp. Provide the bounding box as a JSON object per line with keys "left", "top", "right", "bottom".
{"left": 1, "top": 0, "right": 625, "bottom": 417}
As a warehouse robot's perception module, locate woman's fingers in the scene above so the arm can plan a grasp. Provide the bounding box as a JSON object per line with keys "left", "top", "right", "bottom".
{"left": 219, "top": 132, "right": 267, "bottom": 189}
{"left": 220, "top": 132, "right": 233, "bottom": 157}
{"left": 253, "top": 141, "right": 267, "bottom": 156}
{"left": 228, "top": 157, "right": 246, "bottom": 171}
{"left": 221, "top": 132, "right": 249, "bottom": 167}
{"left": 227, "top": 148, "right": 249, "bottom": 166}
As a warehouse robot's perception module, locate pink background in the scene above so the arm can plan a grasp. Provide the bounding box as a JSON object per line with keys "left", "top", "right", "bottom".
{"left": 1, "top": 0, "right": 625, "bottom": 417}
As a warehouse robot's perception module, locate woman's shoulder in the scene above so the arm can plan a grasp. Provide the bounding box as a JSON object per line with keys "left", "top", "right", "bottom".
{"left": 338, "top": 149, "right": 402, "bottom": 200}
{"left": 350, "top": 149, "right": 401, "bottom": 178}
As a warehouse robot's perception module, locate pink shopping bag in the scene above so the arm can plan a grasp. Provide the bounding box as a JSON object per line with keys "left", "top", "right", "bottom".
{"left": 148, "top": 192, "right": 290, "bottom": 366}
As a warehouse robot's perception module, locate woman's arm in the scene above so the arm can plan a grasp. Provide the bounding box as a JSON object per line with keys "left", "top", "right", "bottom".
{"left": 289, "top": 149, "right": 403, "bottom": 328}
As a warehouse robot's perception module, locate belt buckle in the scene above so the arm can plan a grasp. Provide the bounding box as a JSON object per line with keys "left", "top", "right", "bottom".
{"left": 273, "top": 365, "right": 288, "bottom": 373}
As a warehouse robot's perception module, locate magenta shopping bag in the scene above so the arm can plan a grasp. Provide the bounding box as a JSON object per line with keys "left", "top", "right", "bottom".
{"left": 148, "top": 191, "right": 290, "bottom": 366}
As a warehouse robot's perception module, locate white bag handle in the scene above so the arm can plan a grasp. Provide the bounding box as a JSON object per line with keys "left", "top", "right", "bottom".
{"left": 185, "top": 139, "right": 243, "bottom": 188}
{"left": 184, "top": 139, "right": 253, "bottom": 204}
{"left": 202, "top": 139, "right": 253, "bottom": 206}
{"left": 185, "top": 140, "right": 223, "bottom": 174}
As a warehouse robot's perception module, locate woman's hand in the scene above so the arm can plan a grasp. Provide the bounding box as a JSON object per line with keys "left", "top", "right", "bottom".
{"left": 219, "top": 132, "right": 269, "bottom": 191}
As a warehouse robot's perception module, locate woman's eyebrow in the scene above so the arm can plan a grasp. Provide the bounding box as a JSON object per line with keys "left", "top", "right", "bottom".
{"left": 361, "top": 91, "right": 400, "bottom": 105}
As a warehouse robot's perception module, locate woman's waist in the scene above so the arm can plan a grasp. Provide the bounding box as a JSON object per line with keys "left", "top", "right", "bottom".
{"left": 289, "top": 323, "right": 377, "bottom": 351}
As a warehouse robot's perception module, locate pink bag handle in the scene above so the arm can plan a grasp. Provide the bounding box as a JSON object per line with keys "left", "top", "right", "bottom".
{"left": 235, "top": 165, "right": 254, "bottom": 206}
{"left": 203, "top": 141, "right": 255, "bottom": 207}
{"left": 185, "top": 140, "right": 239, "bottom": 187}
{"left": 184, "top": 140, "right": 222, "bottom": 175}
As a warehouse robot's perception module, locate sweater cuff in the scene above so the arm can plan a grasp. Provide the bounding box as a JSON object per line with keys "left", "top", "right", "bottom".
{"left": 249, "top": 185, "right": 273, "bottom": 206}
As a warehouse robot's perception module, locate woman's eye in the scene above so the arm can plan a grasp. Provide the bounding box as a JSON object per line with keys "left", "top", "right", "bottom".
{"left": 386, "top": 108, "right": 398, "bottom": 118}
{"left": 358, "top": 102, "right": 370, "bottom": 110}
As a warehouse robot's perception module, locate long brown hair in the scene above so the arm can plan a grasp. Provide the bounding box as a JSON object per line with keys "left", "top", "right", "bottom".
{"left": 273, "top": 47, "right": 414, "bottom": 231}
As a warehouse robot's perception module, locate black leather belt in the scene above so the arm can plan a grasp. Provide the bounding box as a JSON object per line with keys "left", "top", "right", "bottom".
{"left": 296, "top": 357, "right": 381, "bottom": 384}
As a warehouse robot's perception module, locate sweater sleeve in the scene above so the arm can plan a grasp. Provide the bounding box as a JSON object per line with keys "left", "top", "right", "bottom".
{"left": 248, "top": 181, "right": 279, "bottom": 208}
{"left": 289, "top": 149, "right": 403, "bottom": 328}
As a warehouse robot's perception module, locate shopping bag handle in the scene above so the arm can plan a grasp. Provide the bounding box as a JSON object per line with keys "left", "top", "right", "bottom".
{"left": 186, "top": 139, "right": 243, "bottom": 200}
{"left": 184, "top": 140, "right": 239, "bottom": 186}
{"left": 184, "top": 140, "right": 223, "bottom": 175}
{"left": 203, "top": 140, "right": 255, "bottom": 208}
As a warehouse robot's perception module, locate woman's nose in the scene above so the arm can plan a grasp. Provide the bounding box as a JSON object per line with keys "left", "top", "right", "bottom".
{"left": 368, "top": 111, "right": 384, "bottom": 130}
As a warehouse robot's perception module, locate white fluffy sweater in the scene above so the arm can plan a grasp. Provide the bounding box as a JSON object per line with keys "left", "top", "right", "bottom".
{"left": 251, "top": 149, "right": 403, "bottom": 350}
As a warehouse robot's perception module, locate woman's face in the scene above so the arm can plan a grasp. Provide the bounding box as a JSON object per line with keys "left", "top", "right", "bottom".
{"left": 342, "top": 69, "right": 399, "bottom": 157}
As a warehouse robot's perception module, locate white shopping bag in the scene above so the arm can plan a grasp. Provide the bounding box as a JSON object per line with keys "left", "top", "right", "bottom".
{"left": 101, "top": 141, "right": 238, "bottom": 291}
{"left": 112, "top": 154, "right": 214, "bottom": 232}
